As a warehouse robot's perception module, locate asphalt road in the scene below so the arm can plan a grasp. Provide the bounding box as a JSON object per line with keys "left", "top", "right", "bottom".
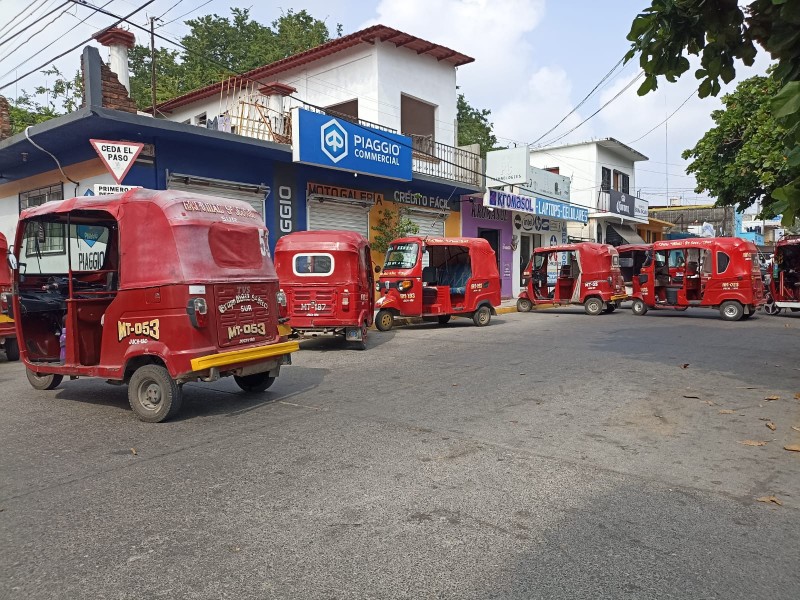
{"left": 1, "top": 308, "right": 799, "bottom": 599}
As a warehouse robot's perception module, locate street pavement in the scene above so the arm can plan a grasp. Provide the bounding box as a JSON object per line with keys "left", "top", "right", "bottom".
{"left": 1, "top": 308, "right": 799, "bottom": 599}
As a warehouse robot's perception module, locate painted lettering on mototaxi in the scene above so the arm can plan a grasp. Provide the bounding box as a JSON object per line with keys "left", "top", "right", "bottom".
{"left": 722, "top": 282, "right": 740, "bottom": 289}
{"left": 218, "top": 292, "right": 269, "bottom": 313}
{"left": 300, "top": 302, "right": 327, "bottom": 311}
{"left": 400, "top": 292, "right": 416, "bottom": 302}
{"left": 118, "top": 319, "right": 160, "bottom": 341}
{"left": 227, "top": 322, "right": 267, "bottom": 340}
{"left": 470, "top": 281, "right": 489, "bottom": 291}
{"left": 584, "top": 281, "right": 600, "bottom": 289}
{"left": 641, "top": 286, "right": 649, "bottom": 294}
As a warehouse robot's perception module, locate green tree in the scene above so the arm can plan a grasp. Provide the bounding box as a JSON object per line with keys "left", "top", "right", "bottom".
{"left": 129, "top": 8, "right": 335, "bottom": 110}
{"left": 8, "top": 67, "right": 82, "bottom": 135}
{"left": 682, "top": 73, "right": 797, "bottom": 213}
{"left": 625, "top": 0, "right": 800, "bottom": 225}
{"left": 457, "top": 93, "right": 498, "bottom": 156}
{"left": 371, "top": 207, "right": 420, "bottom": 254}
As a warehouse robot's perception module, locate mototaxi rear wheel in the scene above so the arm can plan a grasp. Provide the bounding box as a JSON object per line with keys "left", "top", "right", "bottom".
{"left": 26, "top": 369, "right": 63, "bottom": 390}
{"left": 234, "top": 372, "right": 276, "bottom": 392}
{"left": 584, "top": 297, "right": 603, "bottom": 316}
{"left": 516, "top": 298, "right": 532, "bottom": 312}
{"left": 631, "top": 299, "right": 647, "bottom": 316}
{"left": 128, "top": 364, "right": 182, "bottom": 423}
{"left": 473, "top": 305, "right": 491, "bottom": 326}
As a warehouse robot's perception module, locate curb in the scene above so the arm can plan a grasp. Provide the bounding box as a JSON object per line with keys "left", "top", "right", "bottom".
{"left": 373, "top": 304, "right": 520, "bottom": 328}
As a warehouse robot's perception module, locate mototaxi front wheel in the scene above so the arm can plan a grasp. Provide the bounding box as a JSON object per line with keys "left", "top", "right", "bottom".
{"left": 375, "top": 309, "right": 394, "bottom": 332}
{"left": 4, "top": 337, "right": 19, "bottom": 361}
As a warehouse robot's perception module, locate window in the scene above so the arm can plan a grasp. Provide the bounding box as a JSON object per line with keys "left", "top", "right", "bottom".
{"left": 21, "top": 221, "right": 113, "bottom": 273}
{"left": 195, "top": 112, "right": 207, "bottom": 126}
{"left": 717, "top": 251, "right": 731, "bottom": 274}
{"left": 601, "top": 167, "right": 611, "bottom": 192}
{"left": 613, "top": 170, "right": 630, "bottom": 193}
{"left": 401, "top": 94, "right": 436, "bottom": 155}
{"left": 668, "top": 250, "right": 685, "bottom": 268}
{"left": 384, "top": 242, "right": 419, "bottom": 269}
{"left": 293, "top": 253, "right": 334, "bottom": 276}
{"left": 20, "top": 184, "right": 65, "bottom": 255}
{"left": 325, "top": 99, "right": 358, "bottom": 121}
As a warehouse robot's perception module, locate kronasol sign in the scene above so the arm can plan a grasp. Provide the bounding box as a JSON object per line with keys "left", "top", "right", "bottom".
{"left": 485, "top": 189, "right": 588, "bottom": 224}
{"left": 291, "top": 108, "right": 413, "bottom": 181}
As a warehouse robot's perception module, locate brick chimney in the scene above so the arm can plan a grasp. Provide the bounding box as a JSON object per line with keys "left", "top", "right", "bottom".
{"left": 81, "top": 46, "right": 138, "bottom": 114}
{"left": 94, "top": 27, "right": 135, "bottom": 93}
{"left": 0, "top": 95, "right": 12, "bottom": 141}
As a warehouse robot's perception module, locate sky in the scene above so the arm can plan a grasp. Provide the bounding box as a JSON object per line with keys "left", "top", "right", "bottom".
{"left": 0, "top": 0, "right": 774, "bottom": 207}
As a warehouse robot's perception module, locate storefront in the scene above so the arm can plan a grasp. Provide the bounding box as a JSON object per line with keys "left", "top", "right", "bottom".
{"left": 482, "top": 189, "right": 589, "bottom": 297}
{"left": 460, "top": 198, "right": 514, "bottom": 298}
{"left": 595, "top": 189, "right": 649, "bottom": 246}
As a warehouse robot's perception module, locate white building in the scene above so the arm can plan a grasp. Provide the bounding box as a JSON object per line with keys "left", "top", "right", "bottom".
{"left": 528, "top": 138, "right": 650, "bottom": 245}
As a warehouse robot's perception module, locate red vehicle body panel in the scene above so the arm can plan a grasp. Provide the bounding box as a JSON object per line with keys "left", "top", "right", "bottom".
{"left": 631, "top": 237, "right": 765, "bottom": 318}
{"left": 518, "top": 242, "right": 626, "bottom": 310}
{"left": 376, "top": 236, "right": 501, "bottom": 319}
{"left": 0, "top": 232, "right": 16, "bottom": 345}
{"left": 11, "top": 189, "right": 297, "bottom": 381}
{"left": 766, "top": 235, "right": 800, "bottom": 312}
{"left": 274, "top": 230, "right": 374, "bottom": 338}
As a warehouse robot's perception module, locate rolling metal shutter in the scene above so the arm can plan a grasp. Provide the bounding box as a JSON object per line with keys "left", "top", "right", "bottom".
{"left": 407, "top": 209, "right": 446, "bottom": 237}
{"left": 167, "top": 172, "right": 268, "bottom": 221}
{"left": 307, "top": 198, "right": 370, "bottom": 237}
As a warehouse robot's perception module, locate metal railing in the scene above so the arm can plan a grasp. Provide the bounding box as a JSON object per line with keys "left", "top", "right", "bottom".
{"left": 407, "top": 134, "right": 483, "bottom": 187}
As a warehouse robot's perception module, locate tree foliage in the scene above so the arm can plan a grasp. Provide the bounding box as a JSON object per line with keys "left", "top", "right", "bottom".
{"left": 682, "top": 73, "right": 796, "bottom": 212}
{"left": 8, "top": 67, "right": 82, "bottom": 135}
{"left": 129, "top": 8, "right": 335, "bottom": 109}
{"left": 457, "top": 93, "right": 498, "bottom": 156}
{"left": 371, "top": 207, "right": 420, "bottom": 254}
{"left": 625, "top": 0, "right": 800, "bottom": 225}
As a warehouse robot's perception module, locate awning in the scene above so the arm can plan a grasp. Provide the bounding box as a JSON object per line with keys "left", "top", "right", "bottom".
{"left": 606, "top": 223, "right": 646, "bottom": 245}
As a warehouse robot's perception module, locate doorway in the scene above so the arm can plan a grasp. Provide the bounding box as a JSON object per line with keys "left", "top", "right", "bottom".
{"left": 478, "top": 228, "right": 500, "bottom": 269}
{"left": 519, "top": 233, "right": 542, "bottom": 281}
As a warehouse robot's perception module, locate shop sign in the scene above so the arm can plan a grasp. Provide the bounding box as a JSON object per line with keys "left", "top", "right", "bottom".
{"left": 93, "top": 184, "right": 141, "bottom": 195}
{"left": 485, "top": 190, "right": 588, "bottom": 223}
{"left": 292, "top": 108, "right": 412, "bottom": 181}
{"left": 634, "top": 196, "right": 649, "bottom": 220}
{"left": 606, "top": 189, "right": 647, "bottom": 221}
{"left": 272, "top": 163, "right": 298, "bottom": 244}
{"left": 471, "top": 204, "right": 509, "bottom": 222}
{"left": 307, "top": 182, "right": 384, "bottom": 204}
{"left": 514, "top": 214, "right": 561, "bottom": 232}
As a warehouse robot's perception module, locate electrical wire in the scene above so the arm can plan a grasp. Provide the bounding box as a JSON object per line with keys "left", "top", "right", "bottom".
{"left": 158, "top": 0, "right": 212, "bottom": 27}
{"left": 25, "top": 125, "right": 80, "bottom": 194}
{"left": 0, "top": 0, "right": 50, "bottom": 39}
{"left": 0, "top": 1, "right": 70, "bottom": 51}
{"left": 528, "top": 56, "right": 625, "bottom": 147}
{"left": 626, "top": 88, "right": 697, "bottom": 145}
{"left": 536, "top": 71, "right": 645, "bottom": 148}
{"left": 155, "top": 0, "right": 184, "bottom": 20}
{"left": 0, "top": 0, "right": 155, "bottom": 88}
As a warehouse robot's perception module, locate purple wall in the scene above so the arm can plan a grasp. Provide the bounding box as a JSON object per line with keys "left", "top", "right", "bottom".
{"left": 461, "top": 202, "right": 514, "bottom": 298}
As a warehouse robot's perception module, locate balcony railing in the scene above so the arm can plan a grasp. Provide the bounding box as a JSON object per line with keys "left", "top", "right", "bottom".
{"left": 202, "top": 93, "right": 483, "bottom": 187}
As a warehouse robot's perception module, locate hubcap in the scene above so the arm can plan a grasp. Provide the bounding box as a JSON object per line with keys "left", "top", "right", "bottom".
{"left": 724, "top": 305, "right": 738, "bottom": 318}
{"left": 140, "top": 381, "right": 162, "bottom": 410}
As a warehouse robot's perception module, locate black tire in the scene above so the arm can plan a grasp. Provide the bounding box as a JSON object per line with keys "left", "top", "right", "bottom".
{"left": 719, "top": 300, "right": 744, "bottom": 322}
{"left": 234, "top": 372, "right": 276, "bottom": 392}
{"left": 764, "top": 296, "right": 780, "bottom": 315}
{"left": 26, "top": 369, "right": 63, "bottom": 390}
{"left": 584, "top": 297, "right": 603, "bottom": 316}
{"left": 516, "top": 298, "right": 532, "bottom": 312}
{"left": 604, "top": 303, "right": 616, "bottom": 313}
{"left": 128, "top": 364, "right": 182, "bottom": 423}
{"left": 349, "top": 322, "right": 368, "bottom": 350}
{"left": 631, "top": 298, "right": 647, "bottom": 316}
{"left": 437, "top": 315, "right": 451, "bottom": 325}
{"left": 473, "top": 305, "right": 491, "bottom": 327}
{"left": 741, "top": 312, "right": 754, "bottom": 320}
{"left": 376, "top": 309, "right": 394, "bottom": 332}
{"left": 4, "top": 337, "right": 19, "bottom": 362}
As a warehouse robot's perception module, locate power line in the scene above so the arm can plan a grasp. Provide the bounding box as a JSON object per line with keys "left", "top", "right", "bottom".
{"left": 0, "top": 0, "right": 50, "bottom": 39}
{"left": 626, "top": 88, "right": 697, "bottom": 145}
{"left": 528, "top": 56, "right": 625, "bottom": 147}
{"left": 155, "top": 0, "right": 184, "bottom": 21}
{"left": 159, "top": 0, "right": 212, "bottom": 27}
{"left": 0, "top": 1, "right": 70, "bottom": 52}
{"left": 0, "top": 0, "right": 156, "bottom": 88}
{"left": 536, "top": 71, "right": 645, "bottom": 148}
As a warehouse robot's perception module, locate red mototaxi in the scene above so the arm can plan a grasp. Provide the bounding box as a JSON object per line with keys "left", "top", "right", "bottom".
{"left": 617, "top": 243, "right": 651, "bottom": 299}
{"left": 517, "top": 242, "right": 626, "bottom": 315}
{"left": 274, "top": 230, "right": 374, "bottom": 349}
{"left": 764, "top": 234, "right": 800, "bottom": 315}
{"left": 0, "top": 232, "right": 19, "bottom": 361}
{"left": 10, "top": 189, "right": 299, "bottom": 422}
{"left": 629, "top": 237, "right": 765, "bottom": 320}
{"left": 374, "top": 236, "right": 501, "bottom": 329}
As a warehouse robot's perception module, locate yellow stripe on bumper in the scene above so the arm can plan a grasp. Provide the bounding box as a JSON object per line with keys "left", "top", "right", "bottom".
{"left": 0, "top": 314, "right": 13, "bottom": 324}
{"left": 190, "top": 340, "right": 300, "bottom": 372}
{"left": 611, "top": 294, "right": 628, "bottom": 301}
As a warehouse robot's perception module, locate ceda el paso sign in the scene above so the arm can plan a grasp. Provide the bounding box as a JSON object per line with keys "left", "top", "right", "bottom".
{"left": 292, "top": 108, "right": 413, "bottom": 181}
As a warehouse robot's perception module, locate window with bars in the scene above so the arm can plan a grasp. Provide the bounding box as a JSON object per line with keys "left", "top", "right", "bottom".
{"left": 601, "top": 167, "right": 611, "bottom": 192}
{"left": 19, "top": 184, "right": 65, "bottom": 255}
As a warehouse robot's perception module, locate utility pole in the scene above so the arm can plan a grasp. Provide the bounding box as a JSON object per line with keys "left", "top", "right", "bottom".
{"left": 150, "top": 16, "right": 157, "bottom": 117}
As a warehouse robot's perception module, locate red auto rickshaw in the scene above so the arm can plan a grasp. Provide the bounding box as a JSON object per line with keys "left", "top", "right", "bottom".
{"left": 764, "top": 235, "right": 800, "bottom": 315}
{"left": 0, "top": 232, "right": 19, "bottom": 361}
{"left": 375, "top": 236, "right": 501, "bottom": 330}
{"left": 8, "top": 189, "right": 299, "bottom": 422}
{"left": 274, "top": 230, "right": 374, "bottom": 349}
{"left": 618, "top": 243, "right": 651, "bottom": 299}
{"left": 630, "top": 237, "right": 765, "bottom": 320}
{"left": 516, "top": 242, "right": 626, "bottom": 315}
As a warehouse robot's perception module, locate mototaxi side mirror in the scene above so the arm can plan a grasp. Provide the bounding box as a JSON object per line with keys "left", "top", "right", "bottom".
{"left": 7, "top": 252, "right": 17, "bottom": 271}
{"left": 638, "top": 273, "right": 648, "bottom": 284}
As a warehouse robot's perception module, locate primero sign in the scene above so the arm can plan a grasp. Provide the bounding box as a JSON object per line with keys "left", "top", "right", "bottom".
{"left": 89, "top": 139, "right": 144, "bottom": 184}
